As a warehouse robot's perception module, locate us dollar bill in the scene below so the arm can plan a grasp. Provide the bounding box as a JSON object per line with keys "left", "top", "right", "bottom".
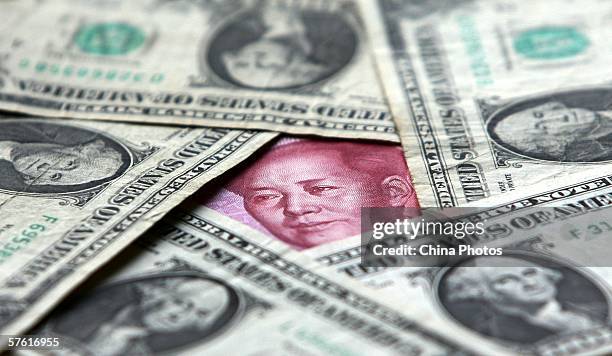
{"left": 0, "top": 1, "right": 31, "bottom": 39}
{"left": 0, "top": 114, "right": 276, "bottom": 339}
{"left": 0, "top": 0, "right": 397, "bottom": 141}
{"left": 22, "top": 206, "right": 506, "bottom": 356}
{"left": 359, "top": 0, "right": 612, "bottom": 206}
{"left": 304, "top": 171, "right": 612, "bottom": 355}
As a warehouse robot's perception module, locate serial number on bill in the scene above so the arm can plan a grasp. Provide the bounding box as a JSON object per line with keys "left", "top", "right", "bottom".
{"left": 569, "top": 220, "right": 612, "bottom": 240}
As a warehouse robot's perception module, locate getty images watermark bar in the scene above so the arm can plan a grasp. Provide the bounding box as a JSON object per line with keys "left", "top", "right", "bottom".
{"left": 360, "top": 205, "right": 612, "bottom": 268}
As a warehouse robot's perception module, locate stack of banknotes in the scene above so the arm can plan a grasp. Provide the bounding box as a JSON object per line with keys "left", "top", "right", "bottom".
{"left": 0, "top": 0, "right": 611, "bottom": 355}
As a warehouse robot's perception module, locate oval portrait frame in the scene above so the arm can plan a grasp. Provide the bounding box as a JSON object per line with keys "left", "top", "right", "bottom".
{"left": 44, "top": 270, "right": 245, "bottom": 354}
{"left": 433, "top": 250, "right": 612, "bottom": 348}
{"left": 202, "top": 6, "right": 360, "bottom": 91}
{"left": 485, "top": 87, "right": 612, "bottom": 164}
{"left": 0, "top": 119, "right": 133, "bottom": 195}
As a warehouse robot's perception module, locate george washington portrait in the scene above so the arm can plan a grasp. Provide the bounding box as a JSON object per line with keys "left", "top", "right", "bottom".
{"left": 0, "top": 120, "right": 131, "bottom": 194}
{"left": 487, "top": 88, "right": 612, "bottom": 163}
{"left": 206, "top": 4, "right": 358, "bottom": 90}
{"left": 438, "top": 254, "right": 610, "bottom": 345}
{"left": 37, "top": 272, "right": 242, "bottom": 355}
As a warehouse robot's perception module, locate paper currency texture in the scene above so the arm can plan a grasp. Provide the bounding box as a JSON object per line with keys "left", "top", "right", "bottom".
{"left": 0, "top": 115, "right": 276, "bottom": 338}
{"left": 202, "top": 137, "right": 419, "bottom": 250}
{"left": 25, "top": 206, "right": 501, "bottom": 356}
{"left": 306, "top": 171, "right": 612, "bottom": 355}
{"left": 0, "top": 0, "right": 397, "bottom": 141}
{"left": 359, "top": 0, "right": 612, "bottom": 207}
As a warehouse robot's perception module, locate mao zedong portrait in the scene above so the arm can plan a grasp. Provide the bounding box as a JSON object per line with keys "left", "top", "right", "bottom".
{"left": 443, "top": 256, "right": 608, "bottom": 344}
{"left": 491, "top": 101, "right": 612, "bottom": 162}
{"left": 42, "top": 275, "right": 240, "bottom": 356}
{"left": 225, "top": 139, "right": 419, "bottom": 249}
{"left": 0, "top": 121, "right": 126, "bottom": 193}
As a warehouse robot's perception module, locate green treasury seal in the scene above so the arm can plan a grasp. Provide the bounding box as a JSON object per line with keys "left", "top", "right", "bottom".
{"left": 513, "top": 26, "right": 589, "bottom": 60}
{"left": 75, "top": 22, "right": 145, "bottom": 56}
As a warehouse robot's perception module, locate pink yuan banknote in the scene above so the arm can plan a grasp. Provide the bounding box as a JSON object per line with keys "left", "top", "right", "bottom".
{"left": 200, "top": 138, "right": 420, "bottom": 250}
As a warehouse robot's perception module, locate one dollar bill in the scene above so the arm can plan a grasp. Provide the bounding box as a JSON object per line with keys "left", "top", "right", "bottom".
{"left": 23, "top": 206, "right": 506, "bottom": 356}
{"left": 359, "top": 0, "right": 612, "bottom": 207}
{"left": 0, "top": 0, "right": 397, "bottom": 141}
{"left": 0, "top": 115, "right": 276, "bottom": 339}
{"left": 305, "top": 171, "right": 612, "bottom": 355}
